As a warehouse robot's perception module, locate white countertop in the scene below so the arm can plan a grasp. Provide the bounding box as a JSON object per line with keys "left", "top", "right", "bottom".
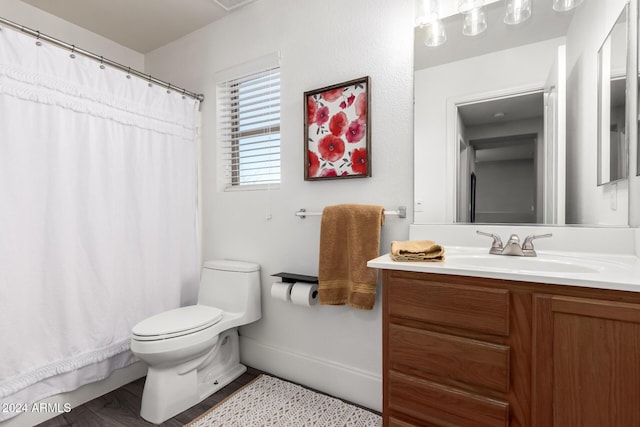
{"left": 368, "top": 246, "right": 640, "bottom": 293}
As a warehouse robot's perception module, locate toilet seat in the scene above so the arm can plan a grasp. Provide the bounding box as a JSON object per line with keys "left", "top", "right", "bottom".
{"left": 132, "top": 305, "right": 224, "bottom": 341}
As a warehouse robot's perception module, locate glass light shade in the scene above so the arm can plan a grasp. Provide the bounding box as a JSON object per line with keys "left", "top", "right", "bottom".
{"left": 458, "top": 0, "right": 484, "bottom": 13}
{"left": 552, "top": 0, "right": 584, "bottom": 12}
{"left": 462, "top": 7, "right": 487, "bottom": 36}
{"left": 416, "top": 0, "right": 440, "bottom": 27}
{"left": 424, "top": 19, "right": 447, "bottom": 47}
{"left": 504, "top": 0, "right": 532, "bottom": 25}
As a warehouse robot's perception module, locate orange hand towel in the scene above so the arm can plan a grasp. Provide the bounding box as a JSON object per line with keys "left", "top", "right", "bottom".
{"left": 318, "top": 204, "right": 385, "bottom": 310}
{"left": 390, "top": 240, "right": 445, "bottom": 262}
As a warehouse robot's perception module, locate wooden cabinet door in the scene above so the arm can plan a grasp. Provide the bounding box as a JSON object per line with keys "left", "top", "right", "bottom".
{"left": 533, "top": 295, "right": 640, "bottom": 427}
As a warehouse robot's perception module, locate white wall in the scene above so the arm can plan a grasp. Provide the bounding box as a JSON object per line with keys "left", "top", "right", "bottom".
{"left": 145, "top": 0, "right": 414, "bottom": 412}
{"left": 564, "top": 0, "right": 629, "bottom": 225}
{"left": 0, "top": 0, "right": 143, "bottom": 69}
{"left": 414, "top": 37, "right": 565, "bottom": 223}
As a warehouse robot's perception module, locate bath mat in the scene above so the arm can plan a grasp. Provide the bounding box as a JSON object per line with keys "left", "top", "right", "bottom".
{"left": 185, "top": 374, "right": 382, "bottom": 427}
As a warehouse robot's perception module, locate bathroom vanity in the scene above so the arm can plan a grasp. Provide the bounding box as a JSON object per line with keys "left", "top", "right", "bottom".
{"left": 369, "top": 250, "right": 640, "bottom": 427}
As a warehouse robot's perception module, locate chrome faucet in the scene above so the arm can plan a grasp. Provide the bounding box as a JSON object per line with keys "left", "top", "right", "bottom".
{"left": 502, "top": 234, "right": 524, "bottom": 256}
{"left": 476, "top": 230, "right": 552, "bottom": 257}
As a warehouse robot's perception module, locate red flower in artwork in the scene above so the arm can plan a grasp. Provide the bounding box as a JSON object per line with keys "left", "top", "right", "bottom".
{"left": 329, "top": 112, "right": 348, "bottom": 136}
{"left": 337, "top": 94, "right": 355, "bottom": 109}
{"left": 355, "top": 93, "right": 367, "bottom": 120}
{"left": 315, "top": 106, "right": 330, "bottom": 126}
{"left": 320, "top": 168, "right": 338, "bottom": 177}
{"left": 347, "top": 94, "right": 355, "bottom": 107}
{"left": 350, "top": 148, "right": 367, "bottom": 175}
{"left": 318, "top": 135, "right": 345, "bottom": 162}
{"left": 345, "top": 120, "right": 365, "bottom": 143}
{"left": 322, "top": 88, "right": 343, "bottom": 102}
{"left": 307, "top": 97, "right": 317, "bottom": 125}
{"left": 308, "top": 150, "right": 320, "bottom": 177}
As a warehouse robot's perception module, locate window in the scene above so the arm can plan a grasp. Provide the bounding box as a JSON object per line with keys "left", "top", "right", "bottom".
{"left": 217, "top": 58, "right": 280, "bottom": 190}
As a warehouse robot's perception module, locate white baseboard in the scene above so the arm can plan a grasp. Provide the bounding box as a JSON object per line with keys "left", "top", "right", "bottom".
{"left": 239, "top": 336, "right": 382, "bottom": 413}
{"left": 0, "top": 362, "right": 147, "bottom": 427}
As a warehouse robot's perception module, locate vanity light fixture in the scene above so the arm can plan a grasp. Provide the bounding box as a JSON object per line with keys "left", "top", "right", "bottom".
{"left": 459, "top": 0, "right": 487, "bottom": 36}
{"left": 417, "top": 0, "right": 447, "bottom": 47}
{"left": 552, "top": 0, "right": 584, "bottom": 12}
{"left": 415, "top": 0, "right": 584, "bottom": 46}
{"left": 504, "top": 0, "right": 532, "bottom": 25}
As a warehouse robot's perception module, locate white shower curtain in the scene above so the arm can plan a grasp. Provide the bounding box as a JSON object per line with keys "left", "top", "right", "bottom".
{"left": 0, "top": 26, "right": 200, "bottom": 419}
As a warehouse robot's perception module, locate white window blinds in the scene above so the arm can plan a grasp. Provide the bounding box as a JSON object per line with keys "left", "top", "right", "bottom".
{"left": 217, "top": 56, "right": 281, "bottom": 190}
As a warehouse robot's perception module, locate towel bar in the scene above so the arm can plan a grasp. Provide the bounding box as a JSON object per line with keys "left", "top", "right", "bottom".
{"left": 295, "top": 206, "right": 406, "bottom": 219}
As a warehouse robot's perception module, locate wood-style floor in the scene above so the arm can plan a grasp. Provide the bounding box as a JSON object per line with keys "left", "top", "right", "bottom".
{"left": 36, "top": 367, "right": 262, "bottom": 427}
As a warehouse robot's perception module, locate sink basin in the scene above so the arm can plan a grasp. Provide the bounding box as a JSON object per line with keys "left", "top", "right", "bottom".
{"left": 444, "top": 253, "right": 602, "bottom": 274}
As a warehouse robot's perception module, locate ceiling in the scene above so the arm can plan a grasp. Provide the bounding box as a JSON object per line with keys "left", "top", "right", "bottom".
{"left": 19, "top": 0, "right": 244, "bottom": 53}
{"left": 415, "top": 0, "right": 576, "bottom": 70}
{"left": 458, "top": 91, "right": 544, "bottom": 127}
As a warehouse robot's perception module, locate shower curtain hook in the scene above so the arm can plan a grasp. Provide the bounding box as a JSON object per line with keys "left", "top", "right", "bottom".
{"left": 147, "top": 74, "right": 153, "bottom": 87}
{"left": 35, "top": 31, "right": 42, "bottom": 46}
{"left": 182, "top": 89, "right": 186, "bottom": 99}
{"left": 69, "top": 45, "right": 76, "bottom": 59}
{"left": 99, "top": 56, "right": 105, "bottom": 69}
{"left": 166, "top": 83, "right": 172, "bottom": 94}
{"left": 126, "top": 67, "right": 131, "bottom": 79}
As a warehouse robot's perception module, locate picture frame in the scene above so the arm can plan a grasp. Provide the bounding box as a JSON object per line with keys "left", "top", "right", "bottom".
{"left": 304, "top": 76, "right": 371, "bottom": 180}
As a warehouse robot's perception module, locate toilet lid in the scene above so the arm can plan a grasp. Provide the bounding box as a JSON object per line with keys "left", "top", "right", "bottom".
{"left": 132, "top": 305, "right": 223, "bottom": 339}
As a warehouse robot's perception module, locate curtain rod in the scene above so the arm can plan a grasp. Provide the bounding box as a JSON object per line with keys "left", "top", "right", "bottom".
{"left": 0, "top": 16, "right": 205, "bottom": 103}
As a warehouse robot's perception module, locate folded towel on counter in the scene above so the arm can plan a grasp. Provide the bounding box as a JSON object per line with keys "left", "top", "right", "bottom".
{"left": 390, "top": 240, "right": 445, "bottom": 262}
{"left": 318, "top": 204, "right": 385, "bottom": 310}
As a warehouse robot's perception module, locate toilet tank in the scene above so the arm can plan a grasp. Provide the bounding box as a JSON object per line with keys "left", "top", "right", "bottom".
{"left": 198, "top": 260, "right": 261, "bottom": 324}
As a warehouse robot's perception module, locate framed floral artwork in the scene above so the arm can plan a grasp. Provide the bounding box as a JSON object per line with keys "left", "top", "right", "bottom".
{"left": 304, "top": 76, "right": 371, "bottom": 180}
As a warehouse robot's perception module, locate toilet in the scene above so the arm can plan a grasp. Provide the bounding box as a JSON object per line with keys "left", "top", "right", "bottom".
{"left": 130, "top": 259, "right": 261, "bottom": 424}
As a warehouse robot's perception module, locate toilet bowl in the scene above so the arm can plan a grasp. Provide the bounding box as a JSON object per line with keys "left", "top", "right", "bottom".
{"left": 130, "top": 260, "right": 261, "bottom": 424}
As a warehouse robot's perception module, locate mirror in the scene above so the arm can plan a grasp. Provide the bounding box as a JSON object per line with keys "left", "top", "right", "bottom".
{"left": 414, "top": 0, "right": 632, "bottom": 226}
{"left": 598, "top": 4, "right": 629, "bottom": 185}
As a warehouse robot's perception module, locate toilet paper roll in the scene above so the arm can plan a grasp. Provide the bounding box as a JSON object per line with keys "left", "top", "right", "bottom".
{"left": 270, "top": 281, "right": 293, "bottom": 302}
{"left": 290, "top": 282, "right": 319, "bottom": 307}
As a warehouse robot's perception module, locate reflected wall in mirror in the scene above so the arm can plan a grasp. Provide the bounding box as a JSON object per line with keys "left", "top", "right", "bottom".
{"left": 414, "top": 0, "right": 633, "bottom": 227}
{"left": 598, "top": 3, "right": 629, "bottom": 185}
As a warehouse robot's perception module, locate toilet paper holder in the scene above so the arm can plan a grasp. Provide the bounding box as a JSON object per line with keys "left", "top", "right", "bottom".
{"left": 271, "top": 272, "right": 320, "bottom": 306}
{"left": 271, "top": 272, "right": 319, "bottom": 284}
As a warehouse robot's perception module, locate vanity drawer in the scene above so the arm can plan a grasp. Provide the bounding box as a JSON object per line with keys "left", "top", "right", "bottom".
{"left": 388, "top": 371, "right": 509, "bottom": 427}
{"left": 389, "top": 323, "right": 510, "bottom": 393}
{"left": 388, "top": 416, "right": 422, "bottom": 427}
{"left": 388, "top": 277, "right": 510, "bottom": 336}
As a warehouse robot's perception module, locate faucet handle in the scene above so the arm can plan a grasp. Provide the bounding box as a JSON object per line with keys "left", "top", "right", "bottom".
{"left": 476, "top": 230, "right": 503, "bottom": 254}
{"left": 522, "top": 233, "right": 552, "bottom": 250}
